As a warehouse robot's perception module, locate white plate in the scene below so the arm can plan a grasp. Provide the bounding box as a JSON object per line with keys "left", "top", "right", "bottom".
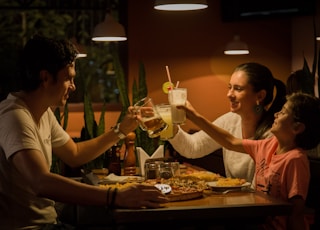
{"left": 206, "top": 181, "right": 251, "bottom": 190}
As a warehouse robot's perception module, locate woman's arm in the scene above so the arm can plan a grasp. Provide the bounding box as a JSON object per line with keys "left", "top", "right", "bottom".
{"left": 178, "top": 101, "right": 246, "bottom": 153}
{"left": 169, "top": 125, "right": 222, "bottom": 158}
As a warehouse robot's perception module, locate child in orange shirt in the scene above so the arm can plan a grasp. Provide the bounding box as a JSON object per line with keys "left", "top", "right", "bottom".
{"left": 179, "top": 92, "right": 320, "bottom": 230}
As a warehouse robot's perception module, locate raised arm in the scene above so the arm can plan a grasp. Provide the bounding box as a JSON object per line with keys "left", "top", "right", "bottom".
{"left": 178, "top": 101, "right": 246, "bottom": 153}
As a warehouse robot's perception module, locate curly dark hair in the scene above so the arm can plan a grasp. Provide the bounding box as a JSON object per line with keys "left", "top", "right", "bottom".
{"left": 19, "top": 34, "right": 79, "bottom": 91}
{"left": 287, "top": 92, "right": 320, "bottom": 150}
{"left": 233, "top": 62, "right": 287, "bottom": 140}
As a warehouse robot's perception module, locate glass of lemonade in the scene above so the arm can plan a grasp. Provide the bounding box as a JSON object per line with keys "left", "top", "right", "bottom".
{"left": 133, "top": 97, "right": 168, "bottom": 138}
{"left": 168, "top": 88, "right": 187, "bottom": 124}
{"left": 156, "top": 103, "right": 174, "bottom": 140}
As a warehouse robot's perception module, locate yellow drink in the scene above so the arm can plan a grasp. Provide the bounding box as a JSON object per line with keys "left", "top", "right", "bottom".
{"left": 156, "top": 104, "right": 173, "bottom": 140}
{"left": 141, "top": 117, "right": 167, "bottom": 138}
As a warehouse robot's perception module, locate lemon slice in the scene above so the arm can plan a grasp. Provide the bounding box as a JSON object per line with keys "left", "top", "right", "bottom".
{"left": 162, "top": 82, "right": 174, "bottom": 94}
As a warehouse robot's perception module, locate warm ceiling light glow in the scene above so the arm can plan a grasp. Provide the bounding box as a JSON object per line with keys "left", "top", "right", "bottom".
{"left": 154, "top": 0, "right": 208, "bottom": 11}
{"left": 70, "top": 37, "right": 87, "bottom": 58}
{"left": 76, "top": 53, "right": 87, "bottom": 58}
{"left": 92, "top": 14, "right": 127, "bottom": 42}
{"left": 224, "top": 35, "right": 249, "bottom": 55}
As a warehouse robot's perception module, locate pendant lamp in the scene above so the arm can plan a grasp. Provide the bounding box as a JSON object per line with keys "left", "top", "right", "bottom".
{"left": 224, "top": 35, "right": 249, "bottom": 55}
{"left": 92, "top": 13, "right": 127, "bottom": 42}
{"left": 154, "top": 0, "right": 208, "bottom": 11}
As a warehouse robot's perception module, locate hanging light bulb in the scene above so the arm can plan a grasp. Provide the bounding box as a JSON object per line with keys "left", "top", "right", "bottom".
{"left": 70, "top": 37, "right": 87, "bottom": 58}
{"left": 224, "top": 35, "right": 249, "bottom": 55}
{"left": 154, "top": 0, "right": 208, "bottom": 11}
{"left": 92, "top": 13, "right": 127, "bottom": 42}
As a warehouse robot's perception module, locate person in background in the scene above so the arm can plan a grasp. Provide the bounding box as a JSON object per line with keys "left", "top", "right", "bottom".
{"left": 179, "top": 92, "right": 320, "bottom": 230}
{"left": 0, "top": 35, "right": 167, "bottom": 229}
{"left": 169, "top": 62, "right": 287, "bottom": 186}
{"left": 286, "top": 69, "right": 320, "bottom": 160}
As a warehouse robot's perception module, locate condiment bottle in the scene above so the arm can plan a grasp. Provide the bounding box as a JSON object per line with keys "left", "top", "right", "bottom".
{"left": 123, "top": 132, "right": 137, "bottom": 176}
{"left": 108, "top": 144, "right": 121, "bottom": 176}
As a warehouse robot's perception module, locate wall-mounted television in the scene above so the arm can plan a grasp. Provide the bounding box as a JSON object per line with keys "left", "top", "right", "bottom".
{"left": 220, "top": 0, "right": 316, "bottom": 22}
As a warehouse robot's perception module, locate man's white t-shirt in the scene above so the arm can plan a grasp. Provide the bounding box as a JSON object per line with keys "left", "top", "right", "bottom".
{"left": 0, "top": 93, "right": 70, "bottom": 229}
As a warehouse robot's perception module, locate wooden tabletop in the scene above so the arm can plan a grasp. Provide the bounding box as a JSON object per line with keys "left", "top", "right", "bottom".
{"left": 76, "top": 190, "right": 292, "bottom": 228}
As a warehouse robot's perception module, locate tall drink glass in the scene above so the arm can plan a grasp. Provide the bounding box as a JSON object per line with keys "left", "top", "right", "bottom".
{"left": 133, "top": 97, "right": 168, "bottom": 138}
{"left": 156, "top": 104, "right": 174, "bottom": 140}
{"left": 168, "top": 88, "right": 187, "bottom": 124}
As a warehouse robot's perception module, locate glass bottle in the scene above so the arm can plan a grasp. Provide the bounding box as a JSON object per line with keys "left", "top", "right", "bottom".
{"left": 108, "top": 144, "right": 121, "bottom": 176}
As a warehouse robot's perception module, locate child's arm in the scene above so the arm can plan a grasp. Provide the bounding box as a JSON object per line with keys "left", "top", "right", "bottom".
{"left": 178, "top": 101, "right": 246, "bottom": 153}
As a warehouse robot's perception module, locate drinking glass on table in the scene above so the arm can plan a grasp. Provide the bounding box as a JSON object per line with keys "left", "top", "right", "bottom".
{"left": 156, "top": 103, "right": 174, "bottom": 140}
{"left": 134, "top": 97, "right": 168, "bottom": 138}
{"left": 159, "top": 162, "right": 174, "bottom": 179}
{"left": 168, "top": 88, "right": 187, "bottom": 124}
{"left": 144, "top": 162, "right": 160, "bottom": 180}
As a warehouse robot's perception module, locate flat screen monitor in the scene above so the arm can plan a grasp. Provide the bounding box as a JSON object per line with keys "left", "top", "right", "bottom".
{"left": 220, "top": 0, "right": 316, "bottom": 22}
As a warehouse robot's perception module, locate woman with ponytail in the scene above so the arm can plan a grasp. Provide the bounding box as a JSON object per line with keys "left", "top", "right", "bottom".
{"left": 169, "top": 62, "right": 287, "bottom": 187}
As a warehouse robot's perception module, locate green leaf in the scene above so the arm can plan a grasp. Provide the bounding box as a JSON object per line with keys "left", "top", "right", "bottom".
{"left": 84, "top": 92, "right": 95, "bottom": 139}
{"left": 111, "top": 43, "right": 129, "bottom": 123}
{"left": 302, "top": 58, "right": 315, "bottom": 96}
{"left": 312, "top": 17, "right": 318, "bottom": 80}
{"left": 62, "top": 103, "right": 68, "bottom": 130}
{"left": 97, "top": 102, "right": 106, "bottom": 136}
{"left": 132, "top": 78, "right": 139, "bottom": 104}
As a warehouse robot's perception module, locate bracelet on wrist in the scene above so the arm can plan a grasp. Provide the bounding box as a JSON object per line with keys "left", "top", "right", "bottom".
{"left": 113, "top": 123, "right": 126, "bottom": 140}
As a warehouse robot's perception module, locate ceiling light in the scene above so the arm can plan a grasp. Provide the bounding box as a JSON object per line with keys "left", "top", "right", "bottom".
{"left": 92, "top": 13, "right": 127, "bottom": 42}
{"left": 224, "top": 35, "right": 249, "bottom": 55}
{"left": 70, "top": 37, "right": 87, "bottom": 58}
{"left": 154, "top": 0, "right": 208, "bottom": 11}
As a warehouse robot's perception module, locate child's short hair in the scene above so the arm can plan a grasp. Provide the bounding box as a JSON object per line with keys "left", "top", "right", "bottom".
{"left": 287, "top": 92, "right": 320, "bottom": 150}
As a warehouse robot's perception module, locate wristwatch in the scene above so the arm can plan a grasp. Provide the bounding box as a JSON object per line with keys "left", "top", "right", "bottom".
{"left": 113, "top": 123, "right": 126, "bottom": 140}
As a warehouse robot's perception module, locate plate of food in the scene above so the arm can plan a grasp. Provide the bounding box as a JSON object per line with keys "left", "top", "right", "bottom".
{"left": 179, "top": 171, "right": 222, "bottom": 182}
{"left": 207, "top": 178, "right": 251, "bottom": 191}
{"left": 99, "top": 173, "right": 144, "bottom": 184}
{"left": 143, "top": 177, "right": 207, "bottom": 202}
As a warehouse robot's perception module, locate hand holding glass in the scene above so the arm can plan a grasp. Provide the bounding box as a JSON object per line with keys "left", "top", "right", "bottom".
{"left": 134, "top": 97, "right": 168, "bottom": 138}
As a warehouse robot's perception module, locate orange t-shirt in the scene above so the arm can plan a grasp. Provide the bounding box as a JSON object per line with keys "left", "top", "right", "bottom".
{"left": 243, "top": 136, "right": 310, "bottom": 230}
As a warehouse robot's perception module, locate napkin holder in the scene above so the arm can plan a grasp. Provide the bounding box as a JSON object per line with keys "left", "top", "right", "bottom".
{"left": 136, "top": 145, "right": 164, "bottom": 176}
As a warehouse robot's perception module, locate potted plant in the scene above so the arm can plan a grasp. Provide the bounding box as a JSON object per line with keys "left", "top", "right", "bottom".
{"left": 111, "top": 44, "right": 164, "bottom": 157}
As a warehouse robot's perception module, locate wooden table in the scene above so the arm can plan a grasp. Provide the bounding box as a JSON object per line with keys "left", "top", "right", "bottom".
{"left": 76, "top": 191, "right": 292, "bottom": 229}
